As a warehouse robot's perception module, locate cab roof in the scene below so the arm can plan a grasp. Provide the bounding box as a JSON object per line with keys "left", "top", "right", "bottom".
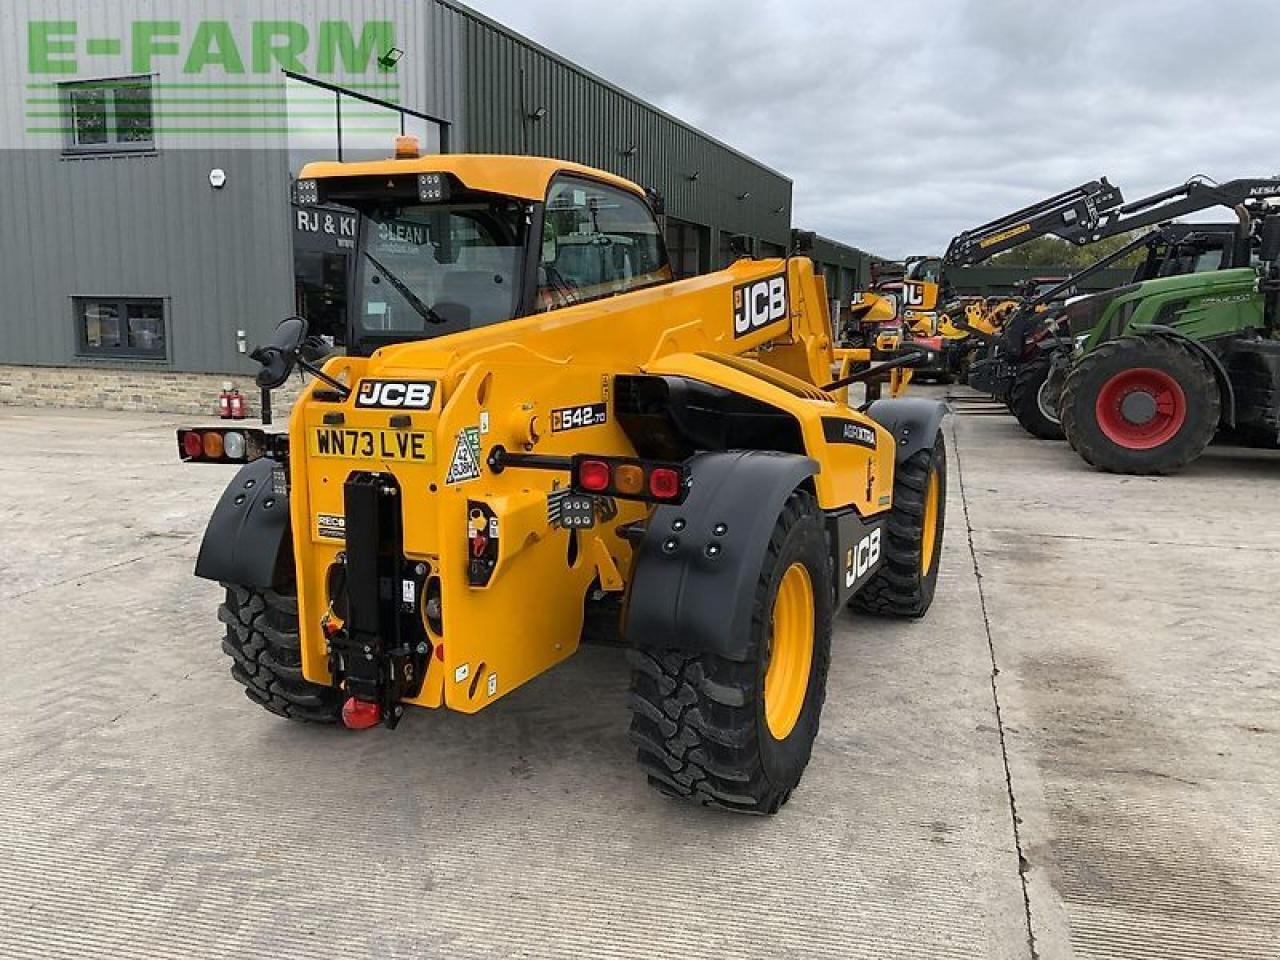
{"left": 297, "top": 153, "right": 646, "bottom": 202}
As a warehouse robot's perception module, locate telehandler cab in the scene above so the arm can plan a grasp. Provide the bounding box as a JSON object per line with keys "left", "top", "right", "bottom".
{"left": 179, "top": 144, "right": 948, "bottom": 814}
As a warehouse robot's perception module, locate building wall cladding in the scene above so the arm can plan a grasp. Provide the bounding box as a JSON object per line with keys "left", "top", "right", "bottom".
{"left": 0, "top": 149, "right": 297, "bottom": 374}
{"left": 449, "top": 4, "right": 794, "bottom": 248}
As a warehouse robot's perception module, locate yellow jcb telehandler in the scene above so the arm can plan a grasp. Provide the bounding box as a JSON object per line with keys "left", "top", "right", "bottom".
{"left": 178, "top": 142, "right": 948, "bottom": 814}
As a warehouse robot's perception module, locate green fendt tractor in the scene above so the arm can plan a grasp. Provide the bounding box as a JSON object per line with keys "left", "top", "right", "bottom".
{"left": 1059, "top": 207, "right": 1280, "bottom": 473}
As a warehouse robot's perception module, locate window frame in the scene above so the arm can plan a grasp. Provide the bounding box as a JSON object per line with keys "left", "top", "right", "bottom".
{"left": 74, "top": 296, "right": 169, "bottom": 361}
{"left": 535, "top": 173, "right": 672, "bottom": 312}
{"left": 59, "top": 75, "right": 156, "bottom": 156}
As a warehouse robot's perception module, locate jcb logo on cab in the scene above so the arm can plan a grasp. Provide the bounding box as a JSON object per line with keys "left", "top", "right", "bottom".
{"left": 903, "top": 281, "right": 926, "bottom": 308}
{"left": 733, "top": 274, "right": 789, "bottom": 337}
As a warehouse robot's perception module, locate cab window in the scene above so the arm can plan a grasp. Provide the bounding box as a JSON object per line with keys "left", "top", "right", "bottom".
{"left": 538, "top": 178, "right": 671, "bottom": 311}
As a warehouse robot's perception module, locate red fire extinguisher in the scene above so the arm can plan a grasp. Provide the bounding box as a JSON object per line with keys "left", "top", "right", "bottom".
{"left": 229, "top": 389, "right": 246, "bottom": 420}
{"left": 218, "top": 388, "right": 232, "bottom": 419}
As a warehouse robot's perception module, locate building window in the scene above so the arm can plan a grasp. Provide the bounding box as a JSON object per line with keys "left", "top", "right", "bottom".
{"left": 60, "top": 77, "right": 155, "bottom": 154}
{"left": 76, "top": 298, "right": 167, "bottom": 360}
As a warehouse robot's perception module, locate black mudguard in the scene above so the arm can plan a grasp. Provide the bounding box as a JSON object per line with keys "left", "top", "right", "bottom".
{"left": 865, "top": 397, "right": 948, "bottom": 463}
{"left": 194, "top": 458, "right": 292, "bottom": 588}
{"left": 623, "top": 450, "right": 817, "bottom": 662}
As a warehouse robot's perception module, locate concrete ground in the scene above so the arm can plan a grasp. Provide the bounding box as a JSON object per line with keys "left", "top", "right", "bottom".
{"left": 0, "top": 391, "right": 1276, "bottom": 959}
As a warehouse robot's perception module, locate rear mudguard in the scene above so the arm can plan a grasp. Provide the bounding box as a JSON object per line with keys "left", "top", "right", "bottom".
{"left": 623, "top": 450, "right": 817, "bottom": 662}
{"left": 194, "top": 458, "right": 292, "bottom": 589}
{"left": 864, "top": 397, "right": 948, "bottom": 463}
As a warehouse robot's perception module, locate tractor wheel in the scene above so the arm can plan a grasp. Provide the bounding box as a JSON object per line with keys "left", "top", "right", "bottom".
{"left": 219, "top": 583, "right": 343, "bottom": 723}
{"left": 851, "top": 435, "right": 946, "bottom": 618}
{"left": 627, "top": 490, "right": 831, "bottom": 814}
{"left": 1061, "top": 336, "right": 1219, "bottom": 475}
{"left": 1010, "top": 358, "right": 1065, "bottom": 441}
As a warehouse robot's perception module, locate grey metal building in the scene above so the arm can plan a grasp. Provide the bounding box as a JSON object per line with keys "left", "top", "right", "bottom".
{"left": 0, "top": 0, "right": 873, "bottom": 405}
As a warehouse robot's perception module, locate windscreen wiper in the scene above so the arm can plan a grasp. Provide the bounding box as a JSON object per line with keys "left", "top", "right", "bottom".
{"left": 363, "top": 252, "right": 448, "bottom": 326}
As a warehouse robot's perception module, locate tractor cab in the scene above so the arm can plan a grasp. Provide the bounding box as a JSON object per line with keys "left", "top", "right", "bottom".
{"left": 293, "top": 143, "right": 673, "bottom": 357}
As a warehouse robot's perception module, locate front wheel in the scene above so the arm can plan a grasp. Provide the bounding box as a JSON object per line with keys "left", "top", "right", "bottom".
{"left": 219, "top": 584, "right": 343, "bottom": 724}
{"left": 627, "top": 489, "right": 832, "bottom": 814}
{"left": 851, "top": 435, "right": 947, "bottom": 618}
{"left": 1061, "top": 336, "right": 1219, "bottom": 474}
{"left": 1010, "top": 357, "right": 1065, "bottom": 441}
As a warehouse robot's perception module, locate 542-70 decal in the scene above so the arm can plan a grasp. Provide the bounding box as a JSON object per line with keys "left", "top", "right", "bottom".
{"left": 551, "top": 403, "right": 607, "bottom": 432}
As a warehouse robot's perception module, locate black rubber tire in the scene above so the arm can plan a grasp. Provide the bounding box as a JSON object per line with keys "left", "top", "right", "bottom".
{"left": 1060, "top": 336, "right": 1220, "bottom": 475}
{"left": 1010, "top": 358, "right": 1066, "bottom": 441}
{"left": 627, "top": 490, "right": 832, "bottom": 815}
{"left": 219, "top": 583, "right": 343, "bottom": 724}
{"left": 851, "top": 435, "right": 946, "bottom": 618}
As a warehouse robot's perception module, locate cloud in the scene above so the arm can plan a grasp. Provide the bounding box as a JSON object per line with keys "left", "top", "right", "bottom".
{"left": 465, "top": 0, "right": 1278, "bottom": 259}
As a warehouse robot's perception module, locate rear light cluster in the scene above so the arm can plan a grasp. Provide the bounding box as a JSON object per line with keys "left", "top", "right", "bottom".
{"left": 571, "top": 454, "right": 689, "bottom": 504}
{"left": 177, "top": 428, "right": 266, "bottom": 464}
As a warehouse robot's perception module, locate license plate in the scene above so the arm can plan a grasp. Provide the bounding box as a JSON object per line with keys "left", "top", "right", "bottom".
{"left": 309, "top": 427, "right": 434, "bottom": 463}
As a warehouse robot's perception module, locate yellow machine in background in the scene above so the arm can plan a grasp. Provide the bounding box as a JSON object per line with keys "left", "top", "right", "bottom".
{"left": 179, "top": 145, "right": 948, "bottom": 815}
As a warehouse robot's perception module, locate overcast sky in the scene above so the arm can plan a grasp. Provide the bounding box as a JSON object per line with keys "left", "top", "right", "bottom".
{"left": 466, "top": 0, "right": 1276, "bottom": 259}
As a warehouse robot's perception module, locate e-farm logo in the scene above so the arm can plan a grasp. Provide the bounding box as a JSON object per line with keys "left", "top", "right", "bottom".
{"left": 24, "top": 17, "right": 403, "bottom": 141}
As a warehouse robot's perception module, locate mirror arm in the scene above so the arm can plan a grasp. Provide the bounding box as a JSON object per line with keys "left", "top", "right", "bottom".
{"left": 296, "top": 357, "right": 352, "bottom": 399}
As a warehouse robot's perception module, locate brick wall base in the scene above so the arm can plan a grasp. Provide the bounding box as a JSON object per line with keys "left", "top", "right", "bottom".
{"left": 0, "top": 364, "right": 304, "bottom": 419}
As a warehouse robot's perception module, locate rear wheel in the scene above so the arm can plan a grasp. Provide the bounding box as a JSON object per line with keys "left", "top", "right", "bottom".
{"left": 1010, "top": 357, "right": 1065, "bottom": 441}
{"left": 1061, "top": 336, "right": 1219, "bottom": 474}
{"left": 852, "top": 435, "right": 947, "bottom": 618}
{"left": 627, "top": 490, "right": 831, "bottom": 814}
{"left": 219, "top": 583, "right": 343, "bottom": 724}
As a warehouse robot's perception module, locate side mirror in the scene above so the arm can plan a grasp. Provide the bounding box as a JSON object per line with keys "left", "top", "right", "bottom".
{"left": 250, "top": 316, "right": 308, "bottom": 390}
{"left": 1259, "top": 215, "right": 1280, "bottom": 263}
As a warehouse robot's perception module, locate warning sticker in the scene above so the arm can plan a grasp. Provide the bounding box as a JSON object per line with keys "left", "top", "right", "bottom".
{"left": 446, "top": 431, "right": 482, "bottom": 484}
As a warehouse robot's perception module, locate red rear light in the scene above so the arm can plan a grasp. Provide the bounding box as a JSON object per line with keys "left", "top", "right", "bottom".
{"left": 648, "top": 467, "right": 681, "bottom": 500}
{"left": 181, "top": 431, "right": 204, "bottom": 459}
{"left": 578, "top": 459, "right": 611, "bottom": 492}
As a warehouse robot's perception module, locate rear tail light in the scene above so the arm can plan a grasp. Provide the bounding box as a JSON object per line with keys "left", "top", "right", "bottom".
{"left": 570, "top": 455, "right": 689, "bottom": 504}
{"left": 177, "top": 427, "right": 268, "bottom": 464}
{"left": 578, "top": 459, "right": 612, "bottom": 492}
{"left": 648, "top": 468, "right": 681, "bottom": 500}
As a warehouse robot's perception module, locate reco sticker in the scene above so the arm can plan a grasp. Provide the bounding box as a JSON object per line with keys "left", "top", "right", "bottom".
{"left": 316, "top": 513, "right": 345, "bottom": 540}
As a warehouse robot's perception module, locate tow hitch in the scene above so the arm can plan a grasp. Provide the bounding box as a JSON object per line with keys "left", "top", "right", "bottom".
{"left": 326, "top": 471, "right": 431, "bottom": 729}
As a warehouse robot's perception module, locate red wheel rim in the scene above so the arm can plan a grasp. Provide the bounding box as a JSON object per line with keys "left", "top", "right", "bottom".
{"left": 1094, "top": 367, "right": 1186, "bottom": 450}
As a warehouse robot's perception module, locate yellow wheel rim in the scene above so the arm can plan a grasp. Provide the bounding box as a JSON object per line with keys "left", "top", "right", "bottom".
{"left": 764, "top": 562, "right": 815, "bottom": 740}
{"left": 921, "top": 467, "right": 941, "bottom": 576}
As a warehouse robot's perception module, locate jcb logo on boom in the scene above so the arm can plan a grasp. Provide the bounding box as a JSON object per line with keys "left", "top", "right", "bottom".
{"left": 732, "top": 274, "right": 789, "bottom": 338}
{"left": 355, "top": 380, "right": 436, "bottom": 410}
